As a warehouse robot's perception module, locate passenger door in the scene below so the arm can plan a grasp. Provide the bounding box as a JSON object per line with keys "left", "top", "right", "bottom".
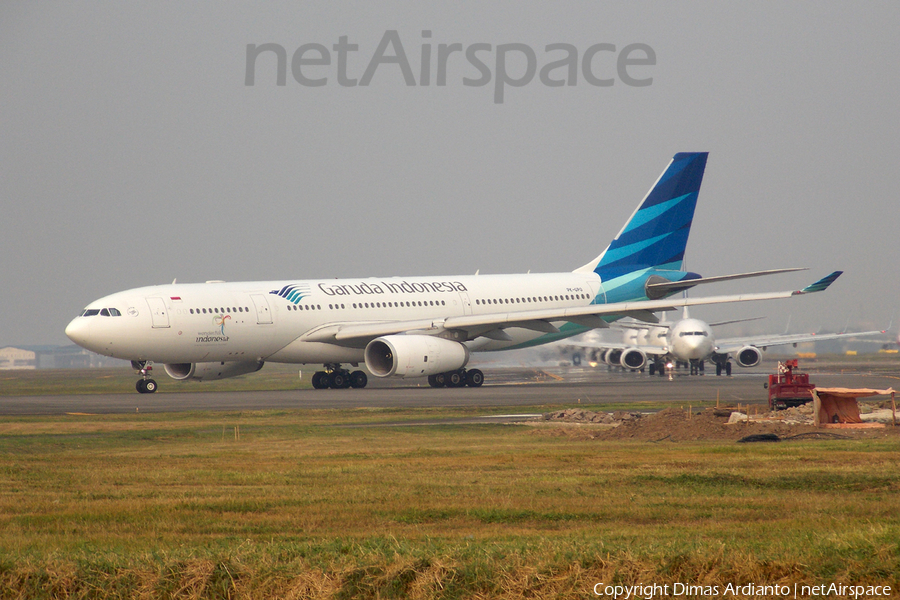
{"left": 250, "top": 294, "right": 273, "bottom": 324}
{"left": 146, "top": 297, "right": 170, "bottom": 328}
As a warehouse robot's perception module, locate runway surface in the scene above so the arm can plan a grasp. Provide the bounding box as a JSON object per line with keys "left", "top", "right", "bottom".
{"left": 2, "top": 366, "right": 896, "bottom": 415}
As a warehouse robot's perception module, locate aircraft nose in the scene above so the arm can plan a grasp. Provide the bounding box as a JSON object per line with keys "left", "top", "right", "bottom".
{"left": 65, "top": 316, "right": 92, "bottom": 348}
{"left": 684, "top": 336, "right": 711, "bottom": 359}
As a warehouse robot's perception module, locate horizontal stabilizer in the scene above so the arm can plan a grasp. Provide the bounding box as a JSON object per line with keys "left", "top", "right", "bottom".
{"left": 646, "top": 267, "right": 808, "bottom": 295}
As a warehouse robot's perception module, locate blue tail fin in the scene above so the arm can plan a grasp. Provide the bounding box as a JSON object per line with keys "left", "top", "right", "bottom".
{"left": 577, "top": 152, "right": 708, "bottom": 278}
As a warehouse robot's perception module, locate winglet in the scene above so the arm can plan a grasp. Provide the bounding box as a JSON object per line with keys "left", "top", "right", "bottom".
{"left": 795, "top": 271, "right": 842, "bottom": 295}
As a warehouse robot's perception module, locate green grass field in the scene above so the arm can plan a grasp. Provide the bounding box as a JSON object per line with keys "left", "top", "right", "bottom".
{"left": 0, "top": 407, "right": 898, "bottom": 599}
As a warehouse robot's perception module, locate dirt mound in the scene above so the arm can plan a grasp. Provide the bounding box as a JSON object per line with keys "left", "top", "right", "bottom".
{"left": 539, "top": 402, "right": 899, "bottom": 442}
{"left": 540, "top": 407, "right": 823, "bottom": 442}
{"left": 598, "top": 407, "right": 822, "bottom": 442}
{"left": 543, "top": 408, "right": 619, "bottom": 424}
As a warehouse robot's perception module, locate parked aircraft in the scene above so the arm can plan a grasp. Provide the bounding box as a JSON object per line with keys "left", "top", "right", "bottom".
{"left": 568, "top": 309, "right": 885, "bottom": 376}
{"left": 65, "top": 152, "right": 842, "bottom": 393}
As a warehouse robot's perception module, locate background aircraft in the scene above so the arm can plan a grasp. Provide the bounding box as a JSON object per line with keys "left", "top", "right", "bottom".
{"left": 565, "top": 309, "right": 886, "bottom": 375}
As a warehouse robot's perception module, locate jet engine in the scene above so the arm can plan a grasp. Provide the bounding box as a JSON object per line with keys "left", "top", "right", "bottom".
{"left": 619, "top": 348, "right": 647, "bottom": 370}
{"left": 734, "top": 346, "right": 762, "bottom": 368}
{"left": 602, "top": 348, "right": 623, "bottom": 366}
{"left": 365, "top": 335, "right": 469, "bottom": 378}
{"left": 164, "top": 360, "right": 264, "bottom": 381}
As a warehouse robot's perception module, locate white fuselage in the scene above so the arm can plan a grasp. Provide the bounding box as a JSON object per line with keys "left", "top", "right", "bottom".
{"left": 633, "top": 324, "right": 668, "bottom": 348}
{"left": 65, "top": 272, "right": 603, "bottom": 365}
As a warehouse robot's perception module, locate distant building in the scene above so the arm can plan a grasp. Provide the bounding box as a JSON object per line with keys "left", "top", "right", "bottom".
{"left": 0, "top": 347, "right": 36, "bottom": 369}
{"left": 0, "top": 346, "right": 129, "bottom": 369}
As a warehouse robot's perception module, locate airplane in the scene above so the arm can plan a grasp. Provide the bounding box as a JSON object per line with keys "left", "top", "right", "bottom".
{"left": 65, "top": 152, "right": 843, "bottom": 393}
{"left": 567, "top": 309, "right": 886, "bottom": 376}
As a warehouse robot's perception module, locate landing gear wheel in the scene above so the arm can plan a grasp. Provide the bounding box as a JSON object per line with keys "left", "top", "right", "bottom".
{"left": 725, "top": 362, "right": 732, "bottom": 376}
{"left": 350, "top": 370, "right": 368, "bottom": 389}
{"left": 433, "top": 373, "right": 447, "bottom": 388}
{"left": 311, "top": 371, "right": 329, "bottom": 389}
{"left": 136, "top": 379, "right": 157, "bottom": 394}
{"left": 465, "top": 369, "right": 484, "bottom": 387}
{"left": 447, "top": 371, "right": 464, "bottom": 387}
{"left": 331, "top": 371, "right": 351, "bottom": 389}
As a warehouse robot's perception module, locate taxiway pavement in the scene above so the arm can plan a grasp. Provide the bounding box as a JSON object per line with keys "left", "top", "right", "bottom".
{"left": 1, "top": 367, "right": 895, "bottom": 416}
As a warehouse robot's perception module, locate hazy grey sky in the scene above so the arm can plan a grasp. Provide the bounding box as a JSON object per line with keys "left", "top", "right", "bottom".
{"left": 2, "top": 2, "right": 898, "bottom": 346}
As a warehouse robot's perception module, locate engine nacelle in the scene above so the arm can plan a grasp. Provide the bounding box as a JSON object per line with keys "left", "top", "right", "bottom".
{"left": 603, "top": 348, "right": 622, "bottom": 366}
{"left": 620, "top": 348, "right": 647, "bottom": 370}
{"left": 365, "top": 335, "right": 469, "bottom": 378}
{"left": 164, "top": 360, "right": 264, "bottom": 381}
{"left": 734, "top": 346, "right": 762, "bottom": 368}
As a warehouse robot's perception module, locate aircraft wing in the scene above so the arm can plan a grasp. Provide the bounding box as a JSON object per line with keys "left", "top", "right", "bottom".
{"left": 305, "top": 271, "right": 843, "bottom": 345}
{"left": 715, "top": 328, "right": 886, "bottom": 355}
{"left": 613, "top": 315, "right": 765, "bottom": 330}
{"left": 564, "top": 340, "right": 669, "bottom": 357}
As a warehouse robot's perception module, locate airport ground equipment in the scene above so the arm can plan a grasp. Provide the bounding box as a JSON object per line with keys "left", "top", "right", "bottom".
{"left": 765, "top": 359, "right": 815, "bottom": 410}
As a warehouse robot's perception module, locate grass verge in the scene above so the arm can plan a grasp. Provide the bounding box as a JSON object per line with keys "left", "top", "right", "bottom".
{"left": 0, "top": 408, "right": 897, "bottom": 598}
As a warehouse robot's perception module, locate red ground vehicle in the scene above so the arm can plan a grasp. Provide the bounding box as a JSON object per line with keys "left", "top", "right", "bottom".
{"left": 765, "top": 359, "right": 815, "bottom": 410}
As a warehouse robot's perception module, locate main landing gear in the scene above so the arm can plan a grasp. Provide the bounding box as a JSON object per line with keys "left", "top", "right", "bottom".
{"left": 311, "top": 364, "right": 368, "bottom": 389}
{"left": 427, "top": 368, "right": 484, "bottom": 388}
{"left": 132, "top": 360, "right": 158, "bottom": 394}
{"left": 649, "top": 362, "right": 667, "bottom": 377}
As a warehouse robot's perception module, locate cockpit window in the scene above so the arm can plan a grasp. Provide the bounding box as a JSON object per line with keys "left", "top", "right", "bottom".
{"left": 82, "top": 308, "right": 121, "bottom": 317}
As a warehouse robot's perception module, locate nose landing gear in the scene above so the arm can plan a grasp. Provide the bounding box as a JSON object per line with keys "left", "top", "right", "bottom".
{"left": 132, "top": 360, "right": 158, "bottom": 394}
